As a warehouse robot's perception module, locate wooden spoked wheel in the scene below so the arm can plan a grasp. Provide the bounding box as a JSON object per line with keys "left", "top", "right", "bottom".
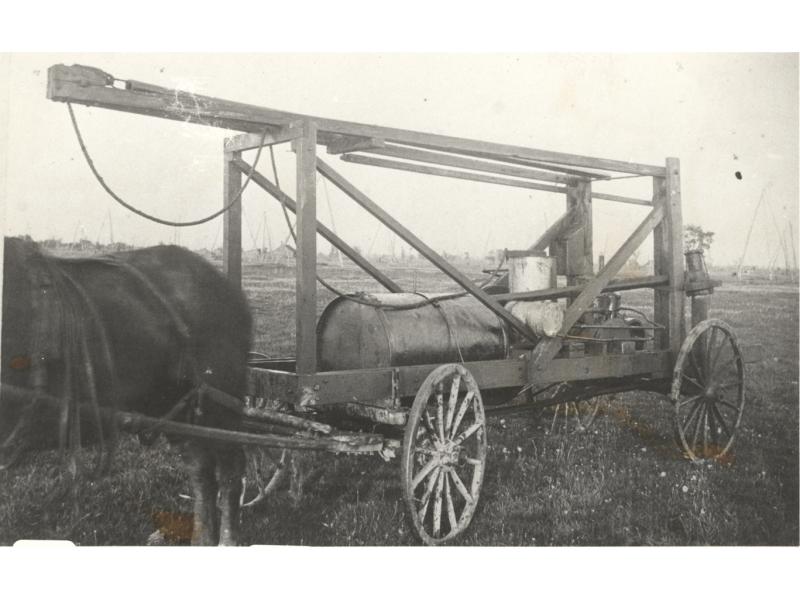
{"left": 672, "top": 319, "right": 745, "bottom": 462}
{"left": 401, "top": 364, "right": 487, "bottom": 545}
{"left": 545, "top": 398, "right": 602, "bottom": 434}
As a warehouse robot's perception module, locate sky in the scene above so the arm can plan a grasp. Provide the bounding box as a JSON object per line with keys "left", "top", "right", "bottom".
{"left": 1, "top": 53, "right": 797, "bottom": 268}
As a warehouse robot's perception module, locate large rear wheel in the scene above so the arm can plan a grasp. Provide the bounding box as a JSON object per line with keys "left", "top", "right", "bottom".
{"left": 672, "top": 319, "right": 745, "bottom": 462}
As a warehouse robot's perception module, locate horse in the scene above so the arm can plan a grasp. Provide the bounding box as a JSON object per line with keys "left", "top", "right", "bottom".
{"left": 1, "top": 236, "right": 252, "bottom": 545}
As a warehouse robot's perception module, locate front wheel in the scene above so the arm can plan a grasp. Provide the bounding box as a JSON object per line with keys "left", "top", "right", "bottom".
{"left": 401, "top": 364, "right": 487, "bottom": 545}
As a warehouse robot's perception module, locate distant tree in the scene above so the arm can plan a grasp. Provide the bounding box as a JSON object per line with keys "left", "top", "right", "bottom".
{"left": 684, "top": 224, "right": 715, "bottom": 253}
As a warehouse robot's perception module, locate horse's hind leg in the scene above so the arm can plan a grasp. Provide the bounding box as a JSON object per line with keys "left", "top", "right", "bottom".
{"left": 216, "top": 444, "right": 245, "bottom": 546}
{"left": 183, "top": 442, "right": 219, "bottom": 545}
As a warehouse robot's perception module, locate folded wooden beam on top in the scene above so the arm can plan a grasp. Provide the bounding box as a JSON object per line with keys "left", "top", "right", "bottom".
{"left": 439, "top": 149, "right": 614, "bottom": 180}
{"left": 47, "top": 64, "right": 666, "bottom": 176}
{"left": 231, "top": 157, "right": 403, "bottom": 294}
{"left": 341, "top": 154, "right": 653, "bottom": 207}
{"left": 354, "top": 144, "right": 572, "bottom": 184}
{"left": 341, "top": 154, "right": 565, "bottom": 195}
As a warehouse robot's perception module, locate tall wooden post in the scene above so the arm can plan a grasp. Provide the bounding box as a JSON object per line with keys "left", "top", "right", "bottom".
{"left": 653, "top": 157, "right": 685, "bottom": 355}
{"left": 294, "top": 121, "right": 318, "bottom": 375}
{"left": 222, "top": 150, "right": 242, "bottom": 288}
{"left": 565, "top": 179, "right": 593, "bottom": 286}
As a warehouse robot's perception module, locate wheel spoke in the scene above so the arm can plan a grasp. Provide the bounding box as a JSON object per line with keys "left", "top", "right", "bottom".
{"left": 436, "top": 386, "right": 445, "bottom": 442}
{"left": 716, "top": 398, "right": 741, "bottom": 413}
{"left": 678, "top": 394, "right": 703, "bottom": 408}
{"left": 449, "top": 469, "right": 473, "bottom": 504}
{"left": 682, "top": 372, "right": 705, "bottom": 391}
{"left": 709, "top": 402, "right": 732, "bottom": 439}
{"left": 708, "top": 335, "right": 728, "bottom": 378}
{"left": 444, "top": 473, "right": 458, "bottom": 532}
{"left": 688, "top": 347, "right": 706, "bottom": 386}
{"left": 704, "top": 327, "right": 718, "bottom": 383}
{"left": 716, "top": 381, "right": 741, "bottom": 392}
{"left": 707, "top": 402, "right": 718, "bottom": 445}
{"left": 446, "top": 375, "right": 460, "bottom": 435}
{"left": 713, "top": 356, "right": 738, "bottom": 374}
{"left": 449, "top": 390, "right": 474, "bottom": 440}
{"left": 691, "top": 402, "right": 706, "bottom": 452}
{"left": 682, "top": 397, "right": 704, "bottom": 431}
{"left": 702, "top": 407, "right": 709, "bottom": 457}
{"left": 432, "top": 469, "right": 445, "bottom": 537}
{"left": 452, "top": 422, "right": 483, "bottom": 446}
{"left": 423, "top": 409, "right": 439, "bottom": 443}
{"left": 412, "top": 457, "right": 439, "bottom": 490}
{"left": 416, "top": 466, "right": 441, "bottom": 520}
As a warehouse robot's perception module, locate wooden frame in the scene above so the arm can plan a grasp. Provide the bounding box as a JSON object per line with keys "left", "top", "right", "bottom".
{"left": 46, "top": 64, "right": 688, "bottom": 409}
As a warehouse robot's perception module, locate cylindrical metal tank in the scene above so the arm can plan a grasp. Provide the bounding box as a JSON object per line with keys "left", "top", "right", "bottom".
{"left": 317, "top": 293, "right": 509, "bottom": 371}
{"left": 504, "top": 250, "right": 563, "bottom": 338}
{"left": 506, "top": 250, "right": 556, "bottom": 293}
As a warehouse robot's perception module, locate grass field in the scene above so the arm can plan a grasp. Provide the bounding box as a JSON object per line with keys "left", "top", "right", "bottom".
{"left": 0, "top": 261, "right": 797, "bottom": 546}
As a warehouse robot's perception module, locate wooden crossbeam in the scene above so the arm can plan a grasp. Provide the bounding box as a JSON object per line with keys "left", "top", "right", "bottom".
{"left": 529, "top": 202, "right": 666, "bottom": 374}
{"left": 232, "top": 158, "right": 403, "bottom": 293}
{"left": 360, "top": 145, "right": 571, "bottom": 184}
{"left": 491, "top": 275, "right": 669, "bottom": 302}
{"left": 47, "top": 64, "right": 666, "bottom": 176}
{"left": 316, "top": 158, "right": 538, "bottom": 342}
{"left": 591, "top": 191, "right": 652, "bottom": 207}
{"left": 224, "top": 121, "right": 303, "bottom": 152}
{"left": 340, "top": 154, "right": 565, "bottom": 194}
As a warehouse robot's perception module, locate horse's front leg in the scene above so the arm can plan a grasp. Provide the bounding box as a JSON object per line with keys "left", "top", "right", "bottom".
{"left": 216, "top": 444, "right": 245, "bottom": 546}
{"left": 183, "top": 442, "right": 219, "bottom": 545}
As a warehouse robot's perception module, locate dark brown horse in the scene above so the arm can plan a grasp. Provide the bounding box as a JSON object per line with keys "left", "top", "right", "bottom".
{"left": 1, "top": 237, "right": 251, "bottom": 545}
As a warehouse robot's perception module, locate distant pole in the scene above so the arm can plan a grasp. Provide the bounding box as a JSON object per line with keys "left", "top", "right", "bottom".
{"left": 263, "top": 211, "right": 271, "bottom": 252}
{"left": 736, "top": 183, "right": 770, "bottom": 280}
{"left": 108, "top": 208, "right": 114, "bottom": 246}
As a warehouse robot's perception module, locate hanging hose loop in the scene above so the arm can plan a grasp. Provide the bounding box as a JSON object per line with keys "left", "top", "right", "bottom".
{"left": 67, "top": 102, "right": 269, "bottom": 227}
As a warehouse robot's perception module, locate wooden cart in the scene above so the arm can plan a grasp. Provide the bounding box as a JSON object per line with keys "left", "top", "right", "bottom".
{"left": 46, "top": 64, "right": 746, "bottom": 545}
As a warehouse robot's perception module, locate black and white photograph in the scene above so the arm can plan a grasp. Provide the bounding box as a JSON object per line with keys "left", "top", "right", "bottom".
{"left": 0, "top": 25, "right": 797, "bottom": 588}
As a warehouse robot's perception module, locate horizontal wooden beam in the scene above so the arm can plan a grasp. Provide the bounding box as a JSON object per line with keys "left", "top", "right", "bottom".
{"left": 361, "top": 145, "right": 572, "bottom": 184}
{"left": 47, "top": 64, "right": 666, "bottom": 176}
{"left": 492, "top": 274, "right": 670, "bottom": 302}
{"left": 340, "top": 154, "right": 565, "bottom": 194}
{"left": 232, "top": 158, "right": 403, "bottom": 293}
{"left": 317, "top": 158, "right": 539, "bottom": 342}
{"left": 224, "top": 121, "right": 303, "bottom": 152}
{"left": 591, "top": 191, "right": 652, "bottom": 207}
